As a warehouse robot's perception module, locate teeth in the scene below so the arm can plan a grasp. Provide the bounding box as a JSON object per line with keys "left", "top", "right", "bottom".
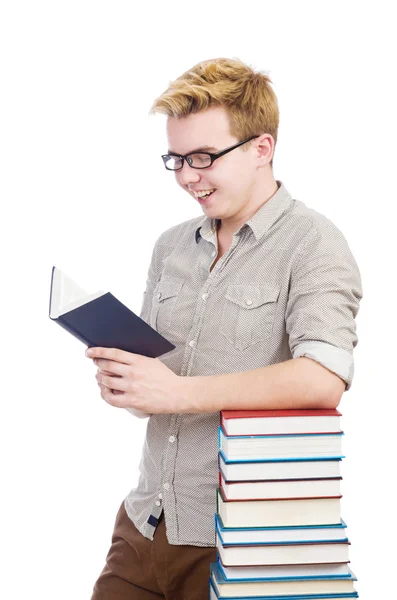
{"left": 194, "top": 189, "right": 216, "bottom": 198}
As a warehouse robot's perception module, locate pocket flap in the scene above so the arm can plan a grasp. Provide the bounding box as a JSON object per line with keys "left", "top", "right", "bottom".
{"left": 155, "top": 276, "right": 184, "bottom": 301}
{"left": 225, "top": 284, "right": 280, "bottom": 309}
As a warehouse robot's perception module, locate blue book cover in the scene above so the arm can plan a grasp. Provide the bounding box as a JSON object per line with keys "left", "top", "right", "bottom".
{"left": 49, "top": 266, "right": 175, "bottom": 357}
{"left": 215, "top": 514, "right": 348, "bottom": 546}
{"left": 208, "top": 576, "right": 358, "bottom": 599}
{"left": 211, "top": 560, "right": 356, "bottom": 585}
{"left": 219, "top": 426, "right": 345, "bottom": 440}
{"left": 218, "top": 423, "right": 344, "bottom": 462}
{"left": 218, "top": 454, "right": 345, "bottom": 465}
{"left": 215, "top": 552, "right": 353, "bottom": 581}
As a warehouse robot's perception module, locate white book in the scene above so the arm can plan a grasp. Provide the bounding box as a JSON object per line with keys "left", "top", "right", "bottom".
{"left": 209, "top": 580, "right": 357, "bottom": 599}
{"left": 210, "top": 561, "right": 356, "bottom": 597}
{"left": 215, "top": 514, "right": 348, "bottom": 544}
{"left": 219, "top": 428, "right": 343, "bottom": 461}
{"left": 218, "top": 560, "right": 352, "bottom": 580}
{"left": 220, "top": 472, "right": 342, "bottom": 500}
{"left": 217, "top": 538, "right": 350, "bottom": 566}
{"left": 217, "top": 489, "right": 341, "bottom": 528}
{"left": 219, "top": 453, "right": 342, "bottom": 481}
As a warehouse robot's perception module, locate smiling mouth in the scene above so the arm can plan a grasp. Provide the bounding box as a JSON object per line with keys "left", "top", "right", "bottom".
{"left": 193, "top": 188, "right": 217, "bottom": 200}
{"left": 196, "top": 191, "right": 217, "bottom": 203}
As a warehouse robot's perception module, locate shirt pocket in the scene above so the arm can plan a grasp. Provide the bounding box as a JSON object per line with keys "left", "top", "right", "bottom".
{"left": 151, "top": 276, "right": 184, "bottom": 334}
{"left": 219, "top": 284, "right": 280, "bottom": 350}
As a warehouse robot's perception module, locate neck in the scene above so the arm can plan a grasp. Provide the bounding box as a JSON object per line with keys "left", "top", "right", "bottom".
{"left": 218, "top": 177, "right": 279, "bottom": 237}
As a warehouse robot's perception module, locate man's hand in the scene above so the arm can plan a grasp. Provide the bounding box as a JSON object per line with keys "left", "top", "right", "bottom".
{"left": 85, "top": 347, "right": 189, "bottom": 414}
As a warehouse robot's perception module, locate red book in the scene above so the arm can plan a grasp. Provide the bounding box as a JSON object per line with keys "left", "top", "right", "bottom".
{"left": 219, "top": 470, "right": 342, "bottom": 501}
{"left": 220, "top": 409, "right": 342, "bottom": 437}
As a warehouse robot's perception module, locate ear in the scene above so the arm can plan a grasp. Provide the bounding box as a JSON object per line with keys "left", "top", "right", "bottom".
{"left": 255, "top": 133, "right": 275, "bottom": 167}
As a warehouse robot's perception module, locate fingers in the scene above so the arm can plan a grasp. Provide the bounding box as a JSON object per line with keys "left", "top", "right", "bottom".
{"left": 101, "top": 369, "right": 120, "bottom": 377}
{"left": 93, "top": 358, "right": 129, "bottom": 377}
{"left": 98, "top": 382, "right": 124, "bottom": 397}
{"left": 86, "top": 347, "right": 138, "bottom": 365}
{"left": 96, "top": 370, "right": 129, "bottom": 392}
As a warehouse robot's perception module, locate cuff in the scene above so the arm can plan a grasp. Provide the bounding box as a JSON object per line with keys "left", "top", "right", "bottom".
{"left": 292, "top": 341, "right": 354, "bottom": 391}
{"left": 125, "top": 408, "right": 152, "bottom": 419}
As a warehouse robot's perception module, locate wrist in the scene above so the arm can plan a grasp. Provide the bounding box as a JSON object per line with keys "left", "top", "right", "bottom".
{"left": 180, "top": 375, "right": 222, "bottom": 414}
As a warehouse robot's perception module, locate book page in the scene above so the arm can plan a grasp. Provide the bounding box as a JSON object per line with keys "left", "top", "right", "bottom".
{"left": 50, "top": 267, "right": 107, "bottom": 318}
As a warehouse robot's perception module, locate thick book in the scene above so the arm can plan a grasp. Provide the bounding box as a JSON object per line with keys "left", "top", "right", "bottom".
{"left": 218, "top": 453, "right": 342, "bottom": 481}
{"left": 216, "top": 555, "right": 352, "bottom": 581}
{"left": 49, "top": 266, "right": 175, "bottom": 357}
{"left": 220, "top": 409, "right": 342, "bottom": 436}
{"left": 215, "top": 514, "right": 348, "bottom": 545}
{"left": 209, "top": 578, "right": 358, "bottom": 600}
{"left": 209, "top": 561, "right": 357, "bottom": 596}
{"left": 219, "top": 428, "right": 344, "bottom": 461}
{"left": 216, "top": 537, "right": 350, "bottom": 567}
{"left": 219, "top": 472, "right": 342, "bottom": 500}
{"left": 217, "top": 488, "right": 342, "bottom": 528}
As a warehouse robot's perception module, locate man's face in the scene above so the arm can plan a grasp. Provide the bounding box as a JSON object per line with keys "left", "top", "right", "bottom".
{"left": 166, "top": 106, "right": 260, "bottom": 224}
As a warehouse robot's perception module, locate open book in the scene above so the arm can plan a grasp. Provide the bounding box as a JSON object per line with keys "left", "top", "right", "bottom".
{"left": 49, "top": 266, "right": 176, "bottom": 418}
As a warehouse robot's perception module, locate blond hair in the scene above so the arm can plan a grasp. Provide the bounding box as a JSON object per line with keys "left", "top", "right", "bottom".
{"left": 150, "top": 57, "right": 279, "bottom": 166}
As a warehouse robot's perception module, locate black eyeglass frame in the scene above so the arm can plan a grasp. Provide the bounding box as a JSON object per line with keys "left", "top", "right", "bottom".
{"left": 161, "top": 135, "right": 260, "bottom": 171}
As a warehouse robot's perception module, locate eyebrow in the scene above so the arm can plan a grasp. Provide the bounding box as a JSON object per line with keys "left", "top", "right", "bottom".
{"left": 167, "top": 145, "right": 218, "bottom": 155}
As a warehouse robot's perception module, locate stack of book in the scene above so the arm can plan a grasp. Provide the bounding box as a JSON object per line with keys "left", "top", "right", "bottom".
{"left": 209, "top": 409, "right": 358, "bottom": 599}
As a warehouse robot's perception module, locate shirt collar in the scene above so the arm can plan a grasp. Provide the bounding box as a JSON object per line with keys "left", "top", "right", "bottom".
{"left": 194, "top": 181, "right": 293, "bottom": 243}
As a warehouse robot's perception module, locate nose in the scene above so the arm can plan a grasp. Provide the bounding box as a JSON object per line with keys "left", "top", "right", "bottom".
{"left": 177, "top": 160, "right": 201, "bottom": 187}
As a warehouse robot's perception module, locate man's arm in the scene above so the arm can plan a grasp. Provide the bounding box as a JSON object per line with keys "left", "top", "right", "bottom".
{"left": 89, "top": 217, "right": 360, "bottom": 416}
{"left": 182, "top": 356, "right": 346, "bottom": 414}
{"left": 181, "top": 220, "right": 361, "bottom": 415}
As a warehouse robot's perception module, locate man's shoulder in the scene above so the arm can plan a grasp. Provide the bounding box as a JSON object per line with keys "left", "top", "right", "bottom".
{"left": 289, "top": 198, "right": 350, "bottom": 244}
{"left": 289, "top": 198, "right": 354, "bottom": 259}
{"left": 154, "top": 215, "right": 206, "bottom": 248}
{"left": 291, "top": 199, "right": 341, "bottom": 232}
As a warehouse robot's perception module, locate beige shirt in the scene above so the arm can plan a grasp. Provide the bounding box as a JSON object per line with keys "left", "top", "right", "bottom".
{"left": 124, "top": 181, "right": 362, "bottom": 546}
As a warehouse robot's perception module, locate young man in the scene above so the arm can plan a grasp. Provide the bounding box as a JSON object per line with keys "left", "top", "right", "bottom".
{"left": 88, "top": 58, "right": 362, "bottom": 599}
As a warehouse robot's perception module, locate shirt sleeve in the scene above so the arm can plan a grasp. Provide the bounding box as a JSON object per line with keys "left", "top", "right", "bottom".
{"left": 285, "top": 222, "right": 363, "bottom": 391}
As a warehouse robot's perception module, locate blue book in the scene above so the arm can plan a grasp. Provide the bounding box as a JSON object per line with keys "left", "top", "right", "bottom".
{"left": 209, "top": 561, "right": 357, "bottom": 597}
{"left": 215, "top": 552, "right": 352, "bottom": 581}
{"left": 218, "top": 427, "right": 344, "bottom": 462}
{"left": 218, "top": 453, "right": 343, "bottom": 481}
{"left": 215, "top": 514, "right": 348, "bottom": 545}
{"left": 49, "top": 266, "right": 175, "bottom": 357}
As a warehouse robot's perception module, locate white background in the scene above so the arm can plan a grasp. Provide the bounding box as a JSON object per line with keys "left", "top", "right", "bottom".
{"left": 1, "top": 1, "right": 395, "bottom": 598}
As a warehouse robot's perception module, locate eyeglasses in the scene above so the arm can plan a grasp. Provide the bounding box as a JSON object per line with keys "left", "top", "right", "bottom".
{"left": 161, "top": 135, "right": 259, "bottom": 171}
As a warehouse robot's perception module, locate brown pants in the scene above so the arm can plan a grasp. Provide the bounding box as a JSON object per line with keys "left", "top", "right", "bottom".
{"left": 91, "top": 501, "right": 217, "bottom": 599}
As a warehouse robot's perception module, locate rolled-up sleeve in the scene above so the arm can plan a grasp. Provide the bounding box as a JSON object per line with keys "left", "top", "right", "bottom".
{"left": 285, "top": 222, "right": 363, "bottom": 390}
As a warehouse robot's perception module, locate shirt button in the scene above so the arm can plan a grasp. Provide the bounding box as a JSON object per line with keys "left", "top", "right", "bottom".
{"left": 211, "top": 250, "right": 216, "bottom": 257}
{"left": 245, "top": 299, "right": 253, "bottom": 306}
{"left": 163, "top": 482, "right": 170, "bottom": 490}
{"left": 158, "top": 493, "right": 163, "bottom": 499}
{"left": 169, "top": 435, "right": 176, "bottom": 443}
{"left": 155, "top": 500, "right": 161, "bottom": 506}
{"left": 189, "top": 340, "right": 196, "bottom": 348}
{"left": 202, "top": 293, "right": 209, "bottom": 301}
